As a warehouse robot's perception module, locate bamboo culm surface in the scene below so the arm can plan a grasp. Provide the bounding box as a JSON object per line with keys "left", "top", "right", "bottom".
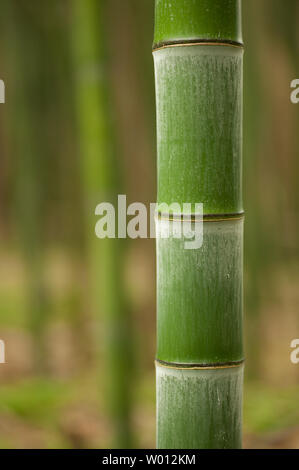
{"left": 153, "top": 0, "right": 244, "bottom": 449}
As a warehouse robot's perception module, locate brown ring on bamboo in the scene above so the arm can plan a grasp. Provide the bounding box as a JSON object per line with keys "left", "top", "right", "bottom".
{"left": 155, "top": 359, "right": 245, "bottom": 371}
{"left": 153, "top": 41, "right": 244, "bottom": 53}
{"left": 156, "top": 212, "right": 245, "bottom": 223}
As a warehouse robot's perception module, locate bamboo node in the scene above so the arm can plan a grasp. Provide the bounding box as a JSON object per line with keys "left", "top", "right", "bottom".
{"left": 155, "top": 359, "right": 245, "bottom": 371}
{"left": 153, "top": 40, "right": 244, "bottom": 53}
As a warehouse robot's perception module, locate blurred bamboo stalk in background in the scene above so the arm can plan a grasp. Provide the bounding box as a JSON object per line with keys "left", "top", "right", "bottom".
{"left": 71, "top": 0, "right": 133, "bottom": 448}
{"left": 153, "top": 0, "right": 244, "bottom": 448}
{"left": 243, "top": 0, "right": 299, "bottom": 380}
{"left": 5, "top": 0, "right": 51, "bottom": 373}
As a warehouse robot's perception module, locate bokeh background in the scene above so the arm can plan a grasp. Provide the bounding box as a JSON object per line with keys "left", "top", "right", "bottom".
{"left": 0, "top": 0, "right": 298, "bottom": 449}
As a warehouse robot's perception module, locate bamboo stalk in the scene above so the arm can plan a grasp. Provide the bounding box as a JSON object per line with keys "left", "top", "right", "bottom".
{"left": 153, "top": 0, "right": 244, "bottom": 448}
{"left": 5, "top": 0, "right": 51, "bottom": 373}
{"left": 71, "top": 0, "right": 133, "bottom": 448}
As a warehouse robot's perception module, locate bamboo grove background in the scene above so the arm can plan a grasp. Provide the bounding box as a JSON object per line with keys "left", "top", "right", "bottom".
{"left": 0, "top": 0, "right": 298, "bottom": 448}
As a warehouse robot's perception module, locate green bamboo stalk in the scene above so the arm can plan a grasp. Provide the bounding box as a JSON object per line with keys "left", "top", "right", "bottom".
{"left": 4, "top": 0, "right": 51, "bottom": 373}
{"left": 71, "top": 0, "right": 133, "bottom": 448}
{"left": 153, "top": 0, "right": 244, "bottom": 448}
